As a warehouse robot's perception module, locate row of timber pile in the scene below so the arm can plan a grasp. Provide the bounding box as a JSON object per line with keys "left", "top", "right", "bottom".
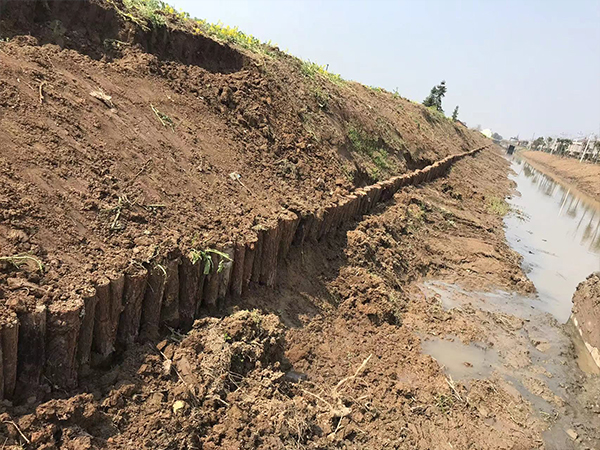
{"left": 0, "top": 146, "right": 487, "bottom": 401}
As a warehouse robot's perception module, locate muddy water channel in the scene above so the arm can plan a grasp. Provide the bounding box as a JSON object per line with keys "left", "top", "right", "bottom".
{"left": 419, "top": 157, "right": 600, "bottom": 449}
{"left": 505, "top": 157, "right": 600, "bottom": 323}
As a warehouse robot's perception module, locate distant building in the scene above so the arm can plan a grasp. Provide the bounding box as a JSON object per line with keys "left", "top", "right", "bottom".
{"left": 567, "top": 141, "right": 584, "bottom": 156}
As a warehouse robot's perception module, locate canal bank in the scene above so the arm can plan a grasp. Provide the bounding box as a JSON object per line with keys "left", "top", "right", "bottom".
{"left": 418, "top": 151, "right": 600, "bottom": 449}
{"left": 506, "top": 156, "right": 600, "bottom": 372}
{"left": 520, "top": 151, "right": 600, "bottom": 202}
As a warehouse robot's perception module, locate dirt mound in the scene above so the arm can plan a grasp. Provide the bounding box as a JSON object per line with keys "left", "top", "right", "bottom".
{"left": 571, "top": 272, "right": 600, "bottom": 369}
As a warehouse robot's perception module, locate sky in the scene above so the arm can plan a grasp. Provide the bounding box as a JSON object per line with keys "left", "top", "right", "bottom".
{"left": 170, "top": 0, "right": 600, "bottom": 140}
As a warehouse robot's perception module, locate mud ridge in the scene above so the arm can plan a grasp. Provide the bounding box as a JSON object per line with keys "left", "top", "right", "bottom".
{"left": 0, "top": 145, "right": 488, "bottom": 401}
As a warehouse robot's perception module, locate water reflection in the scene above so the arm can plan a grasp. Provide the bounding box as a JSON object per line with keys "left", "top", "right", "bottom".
{"left": 505, "top": 158, "right": 600, "bottom": 322}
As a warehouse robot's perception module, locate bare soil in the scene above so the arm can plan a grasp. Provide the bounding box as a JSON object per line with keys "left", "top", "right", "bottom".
{"left": 0, "top": 0, "right": 487, "bottom": 317}
{"left": 572, "top": 273, "right": 600, "bottom": 369}
{"left": 1, "top": 2, "right": 596, "bottom": 449}
{"left": 2, "top": 148, "right": 596, "bottom": 450}
{"left": 521, "top": 151, "right": 600, "bottom": 200}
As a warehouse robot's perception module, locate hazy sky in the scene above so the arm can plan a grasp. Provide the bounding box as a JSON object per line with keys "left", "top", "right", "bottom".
{"left": 170, "top": 0, "right": 600, "bottom": 140}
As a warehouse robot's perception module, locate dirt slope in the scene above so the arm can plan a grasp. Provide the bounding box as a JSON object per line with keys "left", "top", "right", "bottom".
{"left": 0, "top": 0, "right": 488, "bottom": 320}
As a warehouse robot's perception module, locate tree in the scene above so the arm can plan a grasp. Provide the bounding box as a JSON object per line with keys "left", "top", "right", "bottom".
{"left": 423, "top": 80, "right": 447, "bottom": 113}
{"left": 556, "top": 138, "right": 572, "bottom": 155}
{"left": 451, "top": 106, "right": 459, "bottom": 121}
{"left": 492, "top": 132, "right": 503, "bottom": 142}
{"left": 532, "top": 136, "right": 545, "bottom": 150}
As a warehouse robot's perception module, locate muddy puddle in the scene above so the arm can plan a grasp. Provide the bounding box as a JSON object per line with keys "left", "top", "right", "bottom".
{"left": 420, "top": 281, "right": 600, "bottom": 449}
{"left": 504, "top": 157, "right": 600, "bottom": 323}
{"left": 420, "top": 336, "right": 498, "bottom": 381}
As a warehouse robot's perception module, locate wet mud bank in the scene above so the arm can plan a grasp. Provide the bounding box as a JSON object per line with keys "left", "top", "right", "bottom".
{"left": 0, "top": 146, "right": 486, "bottom": 403}
{"left": 419, "top": 281, "right": 600, "bottom": 450}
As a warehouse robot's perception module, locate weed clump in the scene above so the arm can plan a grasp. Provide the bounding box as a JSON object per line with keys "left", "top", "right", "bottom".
{"left": 189, "top": 248, "right": 232, "bottom": 274}
{"left": 486, "top": 197, "right": 510, "bottom": 216}
{"left": 347, "top": 125, "right": 394, "bottom": 179}
{"left": 194, "top": 20, "right": 272, "bottom": 54}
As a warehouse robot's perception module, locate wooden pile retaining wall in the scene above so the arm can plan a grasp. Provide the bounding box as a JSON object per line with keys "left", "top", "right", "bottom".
{"left": 0, "top": 145, "right": 488, "bottom": 399}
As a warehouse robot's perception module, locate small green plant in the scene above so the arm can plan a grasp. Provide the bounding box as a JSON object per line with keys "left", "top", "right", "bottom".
{"left": 368, "top": 166, "right": 382, "bottom": 180}
{"left": 151, "top": 104, "right": 175, "bottom": 131}
{"left": 372, "top": 148, "right": 391, "bottom": 170}
{"left": 486, "top": 197, "right": 510, "bottom": 216}
{"left": 314, "top": 87, "right": 329, "bottom": 109}
{"left": 250, "top": 309, "right": 263, "bottom": 326}
{"left": 436, "top": 394, "right": 454, "bottom": 415}
{"left": 189, "top": 248, "right": 232, "bottom": 274}
{"left": 347, "top": 125, "right": 393, "bottom": 177}
{"left": 0, "top": 254, "right": 44, "bottom": 273}
{"left": 223, "top": 331, "right": 232, "bottom": 342}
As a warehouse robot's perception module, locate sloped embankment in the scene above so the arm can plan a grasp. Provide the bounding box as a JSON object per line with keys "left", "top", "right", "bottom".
{"left": 0, "top": 0, "right": 489, "bottom": 400}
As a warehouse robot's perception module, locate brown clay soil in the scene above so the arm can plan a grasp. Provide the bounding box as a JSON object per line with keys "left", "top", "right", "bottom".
{"left": 0, "top": 0, "right": 487, "bottom": 317}
{"left": 1, "top": 2, "right": 598, "bottom": 450}
{"left": 521, "top": 151, "right": 600, "bottom": 200}
{"left": 571, "top": 273, "right": 600, "bottom": 369}
{"left": 0, "top": 146, "right": 597, "bottom": 449}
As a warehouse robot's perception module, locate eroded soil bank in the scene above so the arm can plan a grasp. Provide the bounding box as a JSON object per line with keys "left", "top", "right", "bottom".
{"left": 0, "top": 148, "right": 597, "bottom": 449}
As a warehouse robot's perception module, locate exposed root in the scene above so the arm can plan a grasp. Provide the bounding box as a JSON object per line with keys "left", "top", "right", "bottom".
{"left": 2, "top": 421, "right": 30, "bottom": 445}
{"left": 90, "top": 89, "right": 114, "bottom": 108}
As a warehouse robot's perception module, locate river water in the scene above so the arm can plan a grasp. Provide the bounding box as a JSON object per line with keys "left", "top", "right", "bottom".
{"left": 504, "top": 156, "right": 600, "bottom": 323}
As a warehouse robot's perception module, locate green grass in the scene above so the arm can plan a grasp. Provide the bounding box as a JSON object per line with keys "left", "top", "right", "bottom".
{"left": 188, "top": 248, "right": 232, "bottom": 274}
{"left": 347, "top": 125, "right": 395, "bottom": 180}
{"left": 436, "top": 394, "right": 455, "bottom": 415}
{"left": 314, "top": 87, "right": 329, "bottom": 110}
{"left": 122, "top": 0, "right": 168, "bottom": 27}
{"left": 111, "top": 0, "right": 273, "bottom": 54}
{"left": 486, "top": 197, "right": 510, "bottom": 216}
{"left": 194, "top": 20, "right": 273, "bottom": 54}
